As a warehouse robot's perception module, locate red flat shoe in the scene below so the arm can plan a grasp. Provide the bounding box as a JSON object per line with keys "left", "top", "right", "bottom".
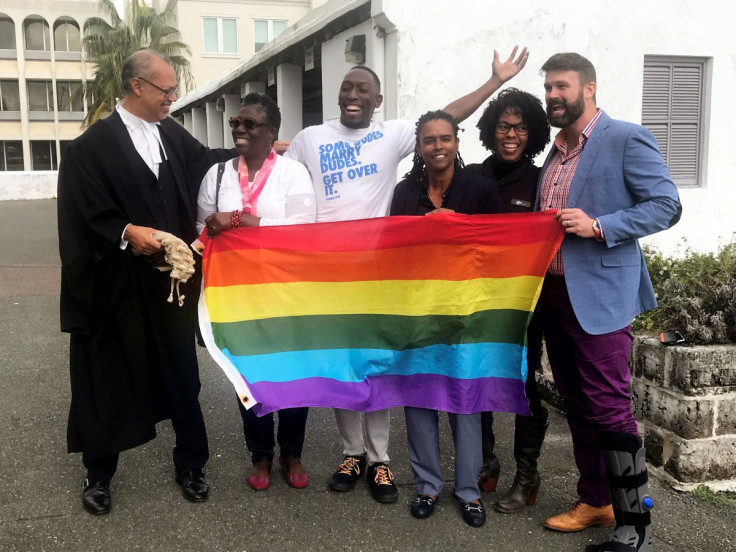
{"left": 246, "top": 474, "right": 271, "bottom": 491}
{"left": 279, "top": 457, "right": 309, "bottom": 489}
{"left": 246, "top": 460, "right": 272, "bottom": 491}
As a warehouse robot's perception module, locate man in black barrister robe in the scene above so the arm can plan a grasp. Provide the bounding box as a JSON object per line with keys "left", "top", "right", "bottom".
{"left": 57, "top": 50, "right": 233, "bottom": 515}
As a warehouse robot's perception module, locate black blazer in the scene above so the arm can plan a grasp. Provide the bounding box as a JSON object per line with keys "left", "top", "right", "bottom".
{"left": 389, "top": 168, "right": 503, "bottom": 216}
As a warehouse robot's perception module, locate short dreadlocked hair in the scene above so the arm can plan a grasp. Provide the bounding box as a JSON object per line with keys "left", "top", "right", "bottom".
{"left": 403, "top": 110, "right": 464, "bottom": 183}
{"left": 476, "top": 88, "right": 550, "bottom": 160}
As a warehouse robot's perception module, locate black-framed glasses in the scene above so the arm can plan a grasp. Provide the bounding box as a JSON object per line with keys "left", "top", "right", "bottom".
{"left": 228, "top": 116, "right": 273, "bottom": 130}
{"left": 136, "top": 76, "right": 178, "bottom": 98}
{"left": 495, "top": 122, "right": 529, "bottom": 136}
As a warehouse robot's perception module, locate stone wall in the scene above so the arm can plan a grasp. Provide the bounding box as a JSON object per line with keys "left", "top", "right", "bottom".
{"left": 538, "top": 336, "right": 736, "bottom": 491}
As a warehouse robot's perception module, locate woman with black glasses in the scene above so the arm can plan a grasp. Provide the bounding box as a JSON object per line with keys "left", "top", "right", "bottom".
{"left": 465, "top": 87, "right": 551, "bottom": 515}
{"left": 196, "top": 93, "right": 316, "bottom": 491}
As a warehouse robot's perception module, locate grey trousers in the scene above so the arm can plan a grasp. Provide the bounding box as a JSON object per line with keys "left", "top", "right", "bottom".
{"left": 334, "top": 408, "right": 390, "bottom": 465}
{"left": 405, "top": 407, "right": 482, "bottom": 503}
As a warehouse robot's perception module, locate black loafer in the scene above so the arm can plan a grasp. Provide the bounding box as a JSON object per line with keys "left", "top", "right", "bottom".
{"left": 82, "top": 479, "right": 111, "bottom": 515}
{"left": 460, "top": 500, "right": 486, "bottom": 527}
{"left": 410, "top": 495, "right": 438, "bottom": 519}
{"left": 175, "top": 468, "right": 209, "bottom": 503}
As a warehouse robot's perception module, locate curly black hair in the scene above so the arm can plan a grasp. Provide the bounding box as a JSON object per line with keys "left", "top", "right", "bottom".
{"left": 476, "top": 88, "right": 550, "bottom": 160}
{"left": 241, "top": 92, "right": 281, "bottom": 132}
{"left": 403, "top": 110, "right": 464, "bottom": 183}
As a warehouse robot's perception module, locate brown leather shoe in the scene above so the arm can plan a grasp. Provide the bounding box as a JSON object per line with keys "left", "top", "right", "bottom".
{"left": 544, "top": 501, "right": 614, "bottom": 532}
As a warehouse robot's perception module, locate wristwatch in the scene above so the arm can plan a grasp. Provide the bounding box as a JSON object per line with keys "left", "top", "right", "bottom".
{"left": 592, "top": 219, "right": 605, "bottom": 242}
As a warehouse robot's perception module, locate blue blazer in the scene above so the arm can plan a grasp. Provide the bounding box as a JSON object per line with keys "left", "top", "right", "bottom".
{"left": 537, "top": 111, "right": 681, "bottom": 335}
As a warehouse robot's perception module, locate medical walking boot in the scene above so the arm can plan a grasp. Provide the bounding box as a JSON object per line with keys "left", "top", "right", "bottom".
{"left": 585, "top": 431, "right": 653, "bottom": 552}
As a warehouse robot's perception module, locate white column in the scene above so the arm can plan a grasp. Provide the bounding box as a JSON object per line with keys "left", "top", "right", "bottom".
{"left": 183, "top": 111, "right": 193, "bottom": 134}
{"left": 205, "top": 101, "right": 224, "bottom": 149}
{"left": 243, "top": 81, "right": 266, "bottom": 97}
{"left": 276, "top": 63, "right": 302, "bottom": 141}
{"left": 222, "top": 94, "right": 240, "bottom": 147}
{"left": 191, "top": 107, "right": 207, "bottom": 145}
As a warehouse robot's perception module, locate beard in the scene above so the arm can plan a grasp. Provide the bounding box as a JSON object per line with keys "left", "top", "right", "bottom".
{"left": 546, "top": 91, "right": 585, "bottom": 128}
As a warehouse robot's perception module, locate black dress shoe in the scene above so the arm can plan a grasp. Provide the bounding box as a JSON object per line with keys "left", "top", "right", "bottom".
{"left": 82, "top": 479, "right": 111, "bottom": 515}
{"left": 175, "top": 468, "right": 209, "bottom": 503}
{"left": 410, "top": 495, "right": 438, "bottom": 519}
{"left": 460, "top": 500, "right": 486, "bottom": 527}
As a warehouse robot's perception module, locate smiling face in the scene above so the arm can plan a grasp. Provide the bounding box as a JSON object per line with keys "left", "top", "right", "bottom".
{"left": 338, "top": 68, "right": 383, "bottom": 129}
{"left": 544, "top": 70, "right": 589, "bottom": 128}
{"left": 494, "top": 109, "right": 528, "bottom": 163}
{"left": 418, "top": 119, "right": 459, "bottom": 175}
{"left": 231, "top": 105, "right": 276, "bottom": 163}
{"left": 135, "top": 56, "right": 178, "bottom": 122}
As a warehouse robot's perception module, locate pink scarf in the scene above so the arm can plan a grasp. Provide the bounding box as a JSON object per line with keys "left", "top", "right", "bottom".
{"left": 237, "top": 149, "right": 277, "bottom": 216}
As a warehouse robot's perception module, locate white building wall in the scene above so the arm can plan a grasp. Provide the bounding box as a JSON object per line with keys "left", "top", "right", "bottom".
{"left": 320, "top": 18, "right": 383, "bottom": 123}
{"left": 372, "top": 0, "right": 736, "bottom": 253}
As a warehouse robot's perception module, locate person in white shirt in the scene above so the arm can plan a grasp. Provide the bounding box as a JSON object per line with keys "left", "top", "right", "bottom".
{"left": 284, "top": 46, "right": 529, "bottom": 505}
{"left": 196, "top": 93, "right": 316, "bottom": 492}
{"left": 57, "top": 49, "right": 234, "bottom": 516}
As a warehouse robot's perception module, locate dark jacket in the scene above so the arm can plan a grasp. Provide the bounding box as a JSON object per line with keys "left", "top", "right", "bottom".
{"left": 389, "top": 167, "right": 503, "bottom": 216}
{"left": 464, "top": 155, "right": 540, "bottom": 214}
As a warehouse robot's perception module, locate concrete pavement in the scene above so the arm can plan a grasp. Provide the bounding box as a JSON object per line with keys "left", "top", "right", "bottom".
{"left": 0, "top": 199, "right": 733, "bottom": 552}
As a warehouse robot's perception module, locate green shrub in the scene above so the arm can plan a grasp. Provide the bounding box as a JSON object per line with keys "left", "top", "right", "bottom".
{"left": 634, "top": 243, "right": 736, "bottom": 345}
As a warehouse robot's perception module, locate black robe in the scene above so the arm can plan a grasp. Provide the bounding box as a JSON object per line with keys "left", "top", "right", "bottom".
{"left": 57, "top": 110, "right": 233, "bottom": 457}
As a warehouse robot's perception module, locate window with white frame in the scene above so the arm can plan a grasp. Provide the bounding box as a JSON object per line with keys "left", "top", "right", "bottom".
{"left": 0, "top": 79, "right": 20, "bottom": 111}
{"left": 27, "top": 80, "right": 53, "bottom": 111}
{"left": 31, "top": 140, "right": 57, "bottom": 170}
{"left": 0, "top": 14, "right": 16, "bottom": 50}
{"left": 24, "top": 16, "right": 51, "bottom": 51}
{"left": 642, "top": 56, "right": 708, "bottom": 187}
{"left": 253, "top": 19, "right": 286, "bottom": 53}
{"left": 0, "top": 140, "right": 23, "bottom": 171}
{"left": 56, "top": 80, "right": 84, "bottom": 111}
{"left": 54, "top": 17, "right": 81, "bottom": 52}
{"left": 202, "top": 16, "right": 237, "bottom": 55}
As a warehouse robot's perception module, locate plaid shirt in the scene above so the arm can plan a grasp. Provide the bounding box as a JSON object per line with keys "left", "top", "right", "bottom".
{"left": 540, "top": 109, "right": 604, "bottom": 275}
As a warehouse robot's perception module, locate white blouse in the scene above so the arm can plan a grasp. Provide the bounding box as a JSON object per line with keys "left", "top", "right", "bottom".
{"left": 196, "top": 155, "right": 316, "bottom": 234}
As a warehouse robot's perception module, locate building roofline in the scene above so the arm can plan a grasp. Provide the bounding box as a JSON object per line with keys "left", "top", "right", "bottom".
{"left": 171, "top": 0, "right": 370, "bottom": 115}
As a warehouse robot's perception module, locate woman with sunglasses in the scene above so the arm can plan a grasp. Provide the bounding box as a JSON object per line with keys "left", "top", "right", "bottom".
{"left": 196, "top": 93, "right": 316, "bottom": 491}
{"left": 390, "top": 110, "right": 502, "bottom": 528}
{"left": 464, "top": 88, "right": 551, "bottom": 515}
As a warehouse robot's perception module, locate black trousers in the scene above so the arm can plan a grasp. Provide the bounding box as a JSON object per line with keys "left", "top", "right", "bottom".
{"left": 237, "top": 398, "right": 309, "bottom": 463}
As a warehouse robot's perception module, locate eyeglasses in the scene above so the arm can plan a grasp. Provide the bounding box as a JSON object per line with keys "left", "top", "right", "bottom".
{"left": 495, "top": 122, "right": 529, "bottom": 136}
{"left": 228, "top": 116, "right": 273, "bottom": 130}
{"left": 136, "top": 76, "right": 178, "bottom": 98}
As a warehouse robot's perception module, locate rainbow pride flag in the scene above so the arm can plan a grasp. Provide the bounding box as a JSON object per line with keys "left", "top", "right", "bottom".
{"left": 198, "top": 211, "right": 564, "bottom": 416}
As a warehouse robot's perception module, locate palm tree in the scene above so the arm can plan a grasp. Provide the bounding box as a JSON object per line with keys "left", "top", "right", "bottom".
{"left": 80, "top": 0, "right": 194, "bottom": 125}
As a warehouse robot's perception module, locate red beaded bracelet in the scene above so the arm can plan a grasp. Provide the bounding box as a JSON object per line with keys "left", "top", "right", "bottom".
{"left": 231, "top": 210, "right": 242, "bottom": 228}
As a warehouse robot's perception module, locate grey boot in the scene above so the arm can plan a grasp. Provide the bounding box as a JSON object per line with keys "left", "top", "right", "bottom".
{"left": 585, "top": 431, "right": 653, "bottom": 552}
{"left": 478, "top": 411, "right": 500, "bottom": 492}
{"left": 493, "top": 408, "right": 548, "bottom": 513}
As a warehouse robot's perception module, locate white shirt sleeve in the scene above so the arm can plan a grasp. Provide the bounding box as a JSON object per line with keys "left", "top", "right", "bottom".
{"left": 196, "top": 163, "right": 221, "bottom": 235}
{"left": 259, "top": 160, "right": 317, "bottom": 227}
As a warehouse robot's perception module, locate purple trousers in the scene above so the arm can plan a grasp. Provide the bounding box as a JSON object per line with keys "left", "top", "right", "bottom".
{"left": 539, "top": 275, "right": 638, "bottom": 507}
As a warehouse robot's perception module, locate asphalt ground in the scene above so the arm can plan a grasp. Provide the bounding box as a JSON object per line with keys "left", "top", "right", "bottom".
{"left": 0, "top": 199, "right": 733, "bottom": 552}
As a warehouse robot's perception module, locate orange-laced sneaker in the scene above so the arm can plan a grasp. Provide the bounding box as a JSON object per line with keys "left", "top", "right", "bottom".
{"left": 544, "top": 501, "right": 615, "bottom": 532}
{"left": 367, "top": 463, "right": 398, "bottom": 504}
{"left": 329, "top": 455, "right": 366, "bottom": 492}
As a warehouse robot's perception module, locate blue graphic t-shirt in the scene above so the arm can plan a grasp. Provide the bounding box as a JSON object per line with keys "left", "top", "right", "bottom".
{"left": 284, "top": 119, "right": 415, "bottom": 222}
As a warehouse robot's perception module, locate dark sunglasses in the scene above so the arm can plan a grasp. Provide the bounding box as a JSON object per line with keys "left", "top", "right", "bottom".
{"left": 228, "top": 116, "right": 273, "bottom": 130}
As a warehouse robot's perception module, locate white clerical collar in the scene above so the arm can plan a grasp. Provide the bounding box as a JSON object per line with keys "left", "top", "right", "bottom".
{"left": 116, "top": 102, "right": 168, "bottom": 162}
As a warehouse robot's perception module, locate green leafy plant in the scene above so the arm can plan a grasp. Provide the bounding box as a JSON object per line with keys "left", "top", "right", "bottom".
{"left": 78, "top": 0, "right": 193, "bottom": 126}
{"left": 635, "top": 243, "right": 736, "bottom": 345}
